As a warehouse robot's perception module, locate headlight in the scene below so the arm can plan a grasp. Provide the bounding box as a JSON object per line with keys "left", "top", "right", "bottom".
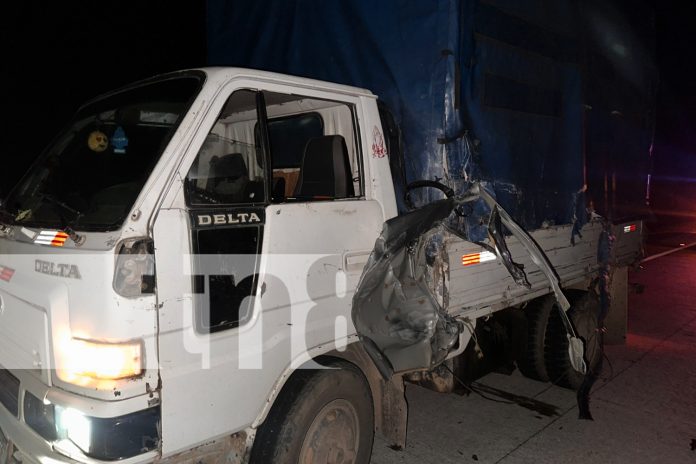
{"left": 113, "top": 238, "right": 156, "bottom": 297}
{"left": 56, "top": 338, "right": 143, "bottom": 383}
{"left": 56, "top": 407, "right": 91, "bottom": 452}
{"left": 24, "top": 392, "right": 160, "bottom": 460}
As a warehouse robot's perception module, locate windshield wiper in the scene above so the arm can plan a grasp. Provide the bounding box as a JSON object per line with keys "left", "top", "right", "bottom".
{"left": 44, "top": 194, "right": 86, "bottom": 239}
{"left": 37, "top": 194, "right": 86, "bottom": 245}
{"left": 42, "top": 193, "right": 83, "bottom": 222}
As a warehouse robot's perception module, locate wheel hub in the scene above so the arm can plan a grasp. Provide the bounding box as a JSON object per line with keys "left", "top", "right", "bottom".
{"left": 299, "top": 399, "right": 360, "bottom": 464}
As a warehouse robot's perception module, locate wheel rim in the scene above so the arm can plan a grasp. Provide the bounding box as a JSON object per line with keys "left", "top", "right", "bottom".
{"left": 299, "top": 399, "right": 360, "bottom": 464}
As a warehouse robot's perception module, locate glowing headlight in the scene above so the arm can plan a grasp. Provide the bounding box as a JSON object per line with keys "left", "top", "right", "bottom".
{"left": 56, "top": 407, "right": 91, "bottom": 452}
{"left": 24, "top": 392, "right": 160, "bottom": 460}
{"left": 57, "top": 338, "right": 142, "bottom": 383}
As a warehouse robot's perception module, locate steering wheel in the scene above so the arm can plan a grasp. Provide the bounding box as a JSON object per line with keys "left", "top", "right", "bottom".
{"left": 404, "top": 180, "right": 455, "bottom": 210}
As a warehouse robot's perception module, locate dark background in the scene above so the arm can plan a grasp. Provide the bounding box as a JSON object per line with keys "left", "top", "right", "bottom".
{"left": 1, "top": 1, "right": 693, "bottom": 233}
{"left": 651, "top": 0, "right": 696, "bottom": 231}
{"left": 0, "top": 2, "right": 206, "bottom": 196}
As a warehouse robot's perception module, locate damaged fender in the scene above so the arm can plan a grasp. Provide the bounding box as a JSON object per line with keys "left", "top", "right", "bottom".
{"left": 351, "top": 197, "right": 464, "bottom": 377}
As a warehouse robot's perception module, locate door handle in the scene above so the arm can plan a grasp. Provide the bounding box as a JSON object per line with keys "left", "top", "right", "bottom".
{"left": 344, "top": 251, "right": 371, "bottom": 273}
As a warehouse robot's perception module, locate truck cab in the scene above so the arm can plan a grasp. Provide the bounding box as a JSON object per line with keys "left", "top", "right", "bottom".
{"left": 0, "top": 68, "right": 401, "bottom": 463}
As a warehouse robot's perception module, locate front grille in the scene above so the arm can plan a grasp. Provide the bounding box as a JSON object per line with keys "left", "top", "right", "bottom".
{"left": 0, "top": 368, "right": 20, "bottom": 417}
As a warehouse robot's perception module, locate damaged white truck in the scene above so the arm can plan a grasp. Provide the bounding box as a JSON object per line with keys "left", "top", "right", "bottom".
{"left": 0, "top": 66, "right": 644, "bottom": 463}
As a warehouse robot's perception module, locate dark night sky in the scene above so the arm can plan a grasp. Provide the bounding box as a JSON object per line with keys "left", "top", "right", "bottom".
{"left": 0, "top": 2, "right": 206, "bottom": 196}
{"left": 1, "top": 1, "right": 694, "bottom": 227}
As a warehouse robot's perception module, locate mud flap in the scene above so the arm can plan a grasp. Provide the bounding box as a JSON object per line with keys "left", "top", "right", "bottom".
{"left": 360, "top": 336, "right": 394, "bottom": 381}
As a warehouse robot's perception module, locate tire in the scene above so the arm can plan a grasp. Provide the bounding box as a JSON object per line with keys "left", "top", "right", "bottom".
{"left": 545, "top": 290, "right": 603, "bottom": 390}
{"left": 251, "top": 360, "right": 374, "bottom": 464}
{"left": 517, "top": 295, "right": 557, "bottom": 382}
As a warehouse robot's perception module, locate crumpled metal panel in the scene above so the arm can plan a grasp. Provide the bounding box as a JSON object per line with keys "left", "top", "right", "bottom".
{"left": 351, "top": 198, "right": 463, "bottom": 376}
{"left": 353, "top": 183, "right": 587, "bottom": 377}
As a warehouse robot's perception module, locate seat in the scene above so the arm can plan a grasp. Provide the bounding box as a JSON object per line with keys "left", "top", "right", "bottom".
{"left": 293, "top": 135, "right": 355, "bottom": 199}
{"left": 206, "top": 153, "right": 249, "bottom": 202}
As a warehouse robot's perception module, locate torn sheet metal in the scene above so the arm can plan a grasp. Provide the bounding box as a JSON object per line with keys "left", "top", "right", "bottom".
{"left": 351, "top": 198, "right": 462, "bottom": 377}
{"left": 578, "top": 227, "right": 614, "bottom": 419}
{"left": 477, "top": 185, "right": 571, "bottom": 311}
{"left": 477, "top": 186, "right": 586, "bottom": 375}
{"left": 488, "top": 205, "right": 529, "bottom": 288}
{"left": 352, "top": 182, "right": 586, "bottom": 378}
{"left": 571, "top": 186, "right": 589, "bottom": 245}
{"left": 597, "top": 225, "right": 615, "bottom": 327}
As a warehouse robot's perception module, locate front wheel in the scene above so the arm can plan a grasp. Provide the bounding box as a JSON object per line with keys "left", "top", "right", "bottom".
{"left": 251, "top": 360, "right": 374, "bottom": 464}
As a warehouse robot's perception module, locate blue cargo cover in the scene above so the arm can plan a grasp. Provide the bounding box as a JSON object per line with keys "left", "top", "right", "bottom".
{"left": 206, "top": 0, "right": 655, "bottom": 231}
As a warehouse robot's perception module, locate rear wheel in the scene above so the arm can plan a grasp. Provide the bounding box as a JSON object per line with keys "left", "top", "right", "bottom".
{"left": 518, "top": 295, "right": 556, "bottom": 382}
{"left": 251, "top": 360, "right": 374, "bottom": 464}
{"left": 546, "top": 290, "right": 603, "bottom": 390}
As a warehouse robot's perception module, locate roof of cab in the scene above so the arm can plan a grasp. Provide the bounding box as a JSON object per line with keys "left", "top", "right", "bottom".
{"left": 199, "top": 66, "right": 376, "bottom": 98}
{"left": 79, "top": 67, "right": 376, "bottom": 112}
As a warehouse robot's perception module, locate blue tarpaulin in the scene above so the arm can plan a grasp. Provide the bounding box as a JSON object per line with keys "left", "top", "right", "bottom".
{"left": 207, "top": 0, "right": 654, "bottom": 230}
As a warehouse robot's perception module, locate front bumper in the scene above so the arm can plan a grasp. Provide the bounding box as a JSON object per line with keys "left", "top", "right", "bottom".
{"left": 0, "top": 372, "right": 159, "bottom": 464}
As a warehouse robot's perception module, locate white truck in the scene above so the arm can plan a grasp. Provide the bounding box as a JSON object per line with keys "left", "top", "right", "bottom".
{"left": 0, "top": 68, "right": 642, "bottom": 464}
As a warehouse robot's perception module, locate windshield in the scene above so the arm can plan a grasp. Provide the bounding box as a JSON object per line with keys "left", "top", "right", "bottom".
{"left": 3, "top": 74, "right": 203, "bottom": 231}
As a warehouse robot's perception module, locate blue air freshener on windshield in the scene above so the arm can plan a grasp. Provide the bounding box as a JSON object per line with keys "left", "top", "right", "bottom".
{"left": 112, "top": 126, "right": 129, "bottom": 154}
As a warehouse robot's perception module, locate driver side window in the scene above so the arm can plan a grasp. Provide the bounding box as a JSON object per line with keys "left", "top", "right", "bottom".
{"left": 184, "top": 88, "right": 363, "bottom": 206}
{"left": 185, "top": 89, "right": 266, "bottom": 205}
